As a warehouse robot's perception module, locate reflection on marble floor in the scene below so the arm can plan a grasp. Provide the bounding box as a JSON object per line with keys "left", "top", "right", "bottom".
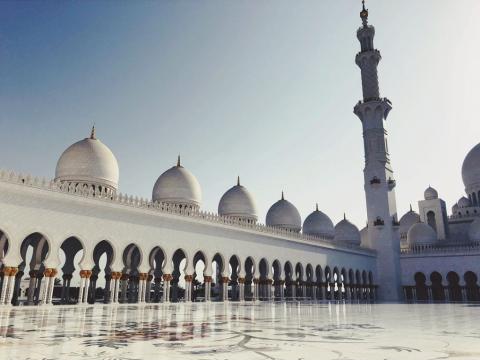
{"left": 0, "top": 302, "right": 479, "bottom": 360}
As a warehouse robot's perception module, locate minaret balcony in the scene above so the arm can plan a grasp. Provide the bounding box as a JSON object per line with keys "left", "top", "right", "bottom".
{"left": 387, "top": 178, "right": 396, "bottom": 190}
{"left": 373, "top": 217, "right": 385, "bottom": 227}
{"left": 369, "top": 176, "right": 381, "bottom": 187}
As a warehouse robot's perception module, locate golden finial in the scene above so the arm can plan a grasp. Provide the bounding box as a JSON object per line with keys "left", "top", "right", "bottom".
{"left": 177, "top": 155, "right": 181, "bottom": 167}
{"left": 90, "top": 125, "right": 96, "bottom": 140}
{"left": 360, "top": 0, "right": 369, "bottom": 25}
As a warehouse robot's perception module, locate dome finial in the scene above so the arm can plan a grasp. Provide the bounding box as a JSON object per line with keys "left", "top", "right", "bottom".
{"left": 360, "top": 0, "right": 369, "bottom": 26}
{"left": 237, "top": 176, "right": 240, "bottom": 186}
{"left": 344, "top": 212, "right": 346, "bottom": 220}
{"left": 90, "top": 125, "right": 96, "bottom": 140}
{"left": 316, "top": 203, "right": 319, "bottom": 211}
{"left": 177, "top": 154, "right": 181, "bottom": 167}
{"left": 410, "top": 204, "right": 413, "bottom": 212}
{"left": 281, "top": 191, "right": 284, "bottom": 200}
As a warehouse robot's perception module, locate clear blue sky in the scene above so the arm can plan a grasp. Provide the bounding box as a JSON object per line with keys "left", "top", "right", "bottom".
{"left": 1, "top": 0, "right": 479, "bottom": 227}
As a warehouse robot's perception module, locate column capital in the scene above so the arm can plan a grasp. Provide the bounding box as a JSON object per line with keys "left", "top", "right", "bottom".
{"left": 80, "top": 270, "right": 92, "bottom": 279}
{"left": 4, "top": 266, "right": 18, "bottom": 276}
{"left": 44, "top": 268, "right": 58, "bottom": 278}
{"left": 220, "top": 276, "right": 230, "bottom": 284}
{"left": 162, "top": 273, "right": 173, "bottom": 282}
{"left": 237, "top": 277, "right": 245, "bottom": 284}
{"left": 204, "top": 276, "right": 213, "bottom": 283}
{"left": 139, "top": 273, "right": 148, "bottom": 281}
{"left": 184, "top": 275, "right": 194, "bottom": 282}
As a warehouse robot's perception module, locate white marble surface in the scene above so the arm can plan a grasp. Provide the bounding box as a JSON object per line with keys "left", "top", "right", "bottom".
{"left": 0, "top": 302, "right": 479, "bottom": 360}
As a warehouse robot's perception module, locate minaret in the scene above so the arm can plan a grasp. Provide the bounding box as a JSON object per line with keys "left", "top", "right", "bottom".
{"left": 353, "top": 1, "right": 402, "bottom": 301}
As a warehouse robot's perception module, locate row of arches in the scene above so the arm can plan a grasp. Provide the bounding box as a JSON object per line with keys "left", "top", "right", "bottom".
{"left": 404, "top": 271, "right": 480, "bottom": 302}
{"left": 0, "top": 231, "right": 376, "bottom": 306}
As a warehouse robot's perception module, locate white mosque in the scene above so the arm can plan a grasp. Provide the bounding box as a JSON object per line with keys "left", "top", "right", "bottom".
{"left": 0, "top": 3, "right": 479, "bottom": 308}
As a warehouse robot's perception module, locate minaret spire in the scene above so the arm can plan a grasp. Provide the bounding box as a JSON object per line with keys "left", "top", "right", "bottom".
{"left": 90, "top": 125, "right": 96, "bottom": 140}
{"left": 360, "top": 0, "right": 369, "bottom": 26}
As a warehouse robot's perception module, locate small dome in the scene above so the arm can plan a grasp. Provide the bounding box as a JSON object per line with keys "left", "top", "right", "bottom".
{"left": 424, "top": 186, "right": 438, "bottom": 200}
{"left": 468, "top": 218, "right": 480, "bottom": 242}
{"left": 462, "top": 142, "right": 480, "bottom": 192}
{"left": 55, "top": 127, "right": 119, "bottom": 192}
{"left": 458, "top": 196, "right": 472, "bottom": 208}
{"left": 218, "top": 177, "right": 257, "bottom": 222}
{"left": 360, "top": 226, "right": 370, "bottom": 248}
{"left": 334, "top": 215, "right": 361, "bottom": 246}
{"left": 399, "top": 206, "right": 420, "bottom": 239}
{"left": 152, "top": 156, "right": 202, "bottom": 209}
{"left": 266, "top": 192, "right": 301, "bottom": 232}
{"left": 407, "top": 222, "right": 437, "bottom": 247}
{"left": 302, "top": 204, "right": 334, "bottom": 239}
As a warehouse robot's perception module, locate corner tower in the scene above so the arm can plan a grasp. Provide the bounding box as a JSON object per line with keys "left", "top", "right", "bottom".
{"left": 353, "top": 1, "right": 402, "bottom": 301}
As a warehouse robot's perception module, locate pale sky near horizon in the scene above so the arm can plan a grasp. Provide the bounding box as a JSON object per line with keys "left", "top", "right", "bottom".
{"left": 1, "top": 0, "right": 480, "bottom": 228}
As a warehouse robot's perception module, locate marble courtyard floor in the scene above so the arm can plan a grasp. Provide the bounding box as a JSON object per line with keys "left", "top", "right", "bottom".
{"left": 0, "top": 302, "right": 479, "bottom": 360}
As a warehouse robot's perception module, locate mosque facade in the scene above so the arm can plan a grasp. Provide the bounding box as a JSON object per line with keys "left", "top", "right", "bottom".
{"left": 0, "top": 3, "right": 479, "bottom": 307}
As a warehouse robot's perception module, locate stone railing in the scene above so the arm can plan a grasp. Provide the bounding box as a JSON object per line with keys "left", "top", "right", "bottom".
{"left": 0, "top": 169, "right": 374, "bottom": 254}
{"left": 401, "top": 242, "right": 480, "bottom": 255}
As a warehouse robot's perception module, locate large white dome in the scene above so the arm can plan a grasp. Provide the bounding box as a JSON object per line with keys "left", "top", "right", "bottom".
{"left": 334, "top": 216, "right": 361, "bottom": 246}
{"left": 55, "top": 127, "right": 119, "bottom": 191}
{"left": 218, "top": 177, "right": 257, "bottom": 222}
{"left": 399, "top": 206, "right": 420, "bottom": 240}
{"left": 407, "top": 222, "right": 437, "bottom": 247}
{"left": 462, "top": 142, "right": 480, "bottom": 194}
{"left": 152, "top": 156, "right": 202, "bottom": 209}
{"left": 266, "top": 192, "right": 301, "bottom": 232}
{"left": 302, "top": 204, "right": 334, "bottom": 239}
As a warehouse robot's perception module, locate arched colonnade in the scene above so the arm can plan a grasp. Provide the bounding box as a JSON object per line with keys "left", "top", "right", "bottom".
{"left": 0, "top": 230, "right": 376, "bottom": 306}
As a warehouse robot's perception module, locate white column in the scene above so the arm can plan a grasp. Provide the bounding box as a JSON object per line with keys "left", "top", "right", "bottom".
{"left": 238, "top": 279, "right": 245, "bottom": 302}
{"left": 1, "top": 268, "right": 18, "bottom": 306}
{"left": 107, "top": 275, "right": 115, "bottom": 304}
{"left": 138, "top": 278, "right": 145, "bottom": 303}
{"left": 0, "top": 276, "right": 8, "bottom": 305}
{"left": 46, "top": 277, "right": 54, "bottom": 305}
{"left": 162, "top": 274, "right": 172, "bottom": 303}
{"left": 77, "top": 277, "right": 85, "bottom": 305}
{"left": 184, "top": 275, "right": 193, "bottom": 302}
{"left": 221, "top": 277, "right": 229, "bottom": 302}
{"left": 113, "top": 275, "right": 120, "bottom": 303}
{"left": 204, "top": 276, "right": 212, "bottom": 302}
{"left": 279, "top": 281, "right": 285, "bottom": 301}
{"left": 83, "top": 276, "right": 91, "bottom": 304}
{"left": 253, "top": 279, "right": 258, "bottom": 301}
{"left": 38, "top": 272, "right": 49, "bottom": 306}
